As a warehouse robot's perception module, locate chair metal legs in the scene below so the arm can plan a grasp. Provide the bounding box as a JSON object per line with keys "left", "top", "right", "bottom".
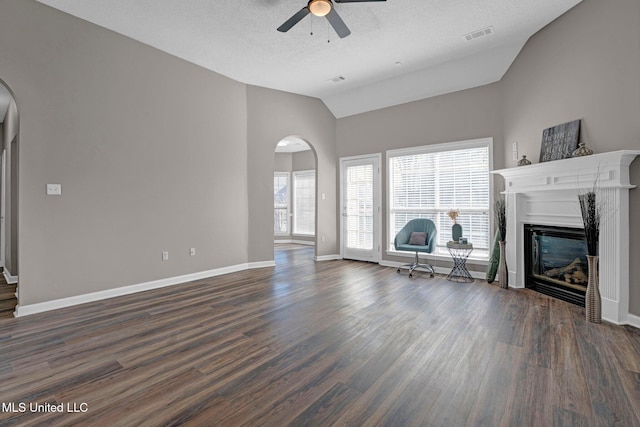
{"left": 396, "top": 252, "right": 435, "bottom": 278}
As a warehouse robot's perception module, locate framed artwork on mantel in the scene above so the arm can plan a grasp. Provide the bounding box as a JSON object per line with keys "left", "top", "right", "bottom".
{"left": 539, "top": 119, "right": 581, "bottom": 162}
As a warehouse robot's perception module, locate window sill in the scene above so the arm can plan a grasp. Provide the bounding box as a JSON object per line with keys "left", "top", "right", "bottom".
{"left": 385, "top": 248, "right": 490, "bottom": 265}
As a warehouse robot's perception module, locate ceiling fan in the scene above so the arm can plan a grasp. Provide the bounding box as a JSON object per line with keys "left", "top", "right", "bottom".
{"left": 277, "top": 0, "right": 386, "bottom": 39}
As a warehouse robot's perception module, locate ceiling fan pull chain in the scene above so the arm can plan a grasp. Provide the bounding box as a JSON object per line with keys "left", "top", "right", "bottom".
{"left": 327, "top": 19, "right": 330, "bottom": 43}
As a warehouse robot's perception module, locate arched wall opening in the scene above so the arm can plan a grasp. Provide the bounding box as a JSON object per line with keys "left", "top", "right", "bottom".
{"left": 0, "top": 78, "right": 20, "bottom": 314}
{"left": 273, "top": 135, "right": 318, "bottom": 261}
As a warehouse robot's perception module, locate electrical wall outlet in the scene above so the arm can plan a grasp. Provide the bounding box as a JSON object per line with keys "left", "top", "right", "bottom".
{"left": 190, "top": 248, "right": 196, "bottom": 256}
{"left": 512, "top": 142, "right": 519, "bottom": 161}
{"left": 47, "top": 184, "right": 62, "bottom": 195}
{"left": 162, "top": 251, "right": 169, "bottom": 261}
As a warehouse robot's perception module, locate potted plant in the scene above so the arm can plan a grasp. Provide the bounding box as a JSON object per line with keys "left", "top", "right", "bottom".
{"left": 495, "top": 197, "right": 508, "bottom": 289}
{"left": 448, "top": 209, "right": 461, "bottom": 242}
{"left": 578, "top": 190, "right": 601, "bottom": 323}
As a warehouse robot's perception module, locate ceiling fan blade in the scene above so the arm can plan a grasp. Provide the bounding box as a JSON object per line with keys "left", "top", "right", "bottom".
{"left": 334, "top": 0, "right": 386, "bottom": 3}
{"left": 326, "top": 8, "right": 351, "bottom": 38}
{"left": 277, "top": 7, "right": 311, "bottom": 33}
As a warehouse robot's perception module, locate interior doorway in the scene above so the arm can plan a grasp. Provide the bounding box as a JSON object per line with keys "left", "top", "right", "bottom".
{"left": 0, "top": 79, "right": 19, "bottom": 317}
{"left": 273, "top": 136, "right": 317, "bottom": 263}
{"left": 0, "top": 80, "right": 18, "bottom": 283}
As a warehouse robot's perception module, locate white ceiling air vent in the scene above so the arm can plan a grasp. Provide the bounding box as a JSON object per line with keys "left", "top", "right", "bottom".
{"left": 329, "top": 76, "right": 346, "bottom": 83}
{"left": 463, "top": 26, "right": 495, "bottom": 42}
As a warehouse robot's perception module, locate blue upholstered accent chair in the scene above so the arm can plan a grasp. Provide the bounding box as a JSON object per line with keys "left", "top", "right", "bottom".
{"left": 394, "top": 218, "right": 437, "bottom": 278}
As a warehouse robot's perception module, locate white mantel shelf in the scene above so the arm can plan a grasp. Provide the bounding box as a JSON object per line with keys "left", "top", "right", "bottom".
{"left": 491, "top": 150, "right": 640, "bottom": 327}
{"left": 493, "top": 150, "right": 640, "bottom": 192}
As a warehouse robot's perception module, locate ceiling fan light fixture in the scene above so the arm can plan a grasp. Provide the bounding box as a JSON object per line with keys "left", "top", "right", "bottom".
{"left": 308, "top": 0, "right": 332, "bottom": 17}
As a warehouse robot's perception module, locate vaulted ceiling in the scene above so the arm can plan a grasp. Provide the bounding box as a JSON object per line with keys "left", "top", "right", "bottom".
{"left": 31, "top": 0, "right": 582, "bottom": 118}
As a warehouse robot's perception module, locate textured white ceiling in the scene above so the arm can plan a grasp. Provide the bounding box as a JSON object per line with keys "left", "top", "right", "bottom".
{"left": 34, "top": 0, "right": 583, "bottom": 117}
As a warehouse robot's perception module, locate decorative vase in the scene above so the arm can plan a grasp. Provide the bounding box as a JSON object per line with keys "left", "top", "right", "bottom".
{"left": 585, "top": 255, "right": 601, "bottom": 323}
{"left": 573, "top": 142, "right": 593, "bottom": 157}
{"left": 517, "top": 155, "right": 532, "bottom": 166}
{"left": 498, "top": 240, "right": 508, "bottom": 289}
{"left": 452, "top": 223, "right": 462, "bottom": 242}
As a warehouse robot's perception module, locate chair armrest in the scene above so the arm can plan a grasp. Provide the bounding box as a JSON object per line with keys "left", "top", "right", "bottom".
{"left": 394, "top": 228, "right": 411, "bottom": 249}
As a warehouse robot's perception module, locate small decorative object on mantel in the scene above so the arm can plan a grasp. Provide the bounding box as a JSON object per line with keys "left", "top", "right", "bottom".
{"left": 573, "top": 141, "right": 594, "bottom": 157}
{"left": 578, "top": 188, "right": 601, "bottom": 323}
{"left": 495, "top": 197, "right": 508, "bottom": 289}
{"left": 517, "top": 155, "right": 532, "bottom": 166}
{"left": 448, "top": 209, "right": 462, "bottom": 242}
{"left": 539, "top": 119, "right": 581, "bottom": 162}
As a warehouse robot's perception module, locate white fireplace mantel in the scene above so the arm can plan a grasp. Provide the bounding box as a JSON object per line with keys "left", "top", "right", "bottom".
{"left": 492, "top": 150, "right": 640, "bottom": 326}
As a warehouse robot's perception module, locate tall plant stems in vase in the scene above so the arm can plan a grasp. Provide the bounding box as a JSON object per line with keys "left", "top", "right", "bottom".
{"left": 495, "top": 197, "right": 508, "bottom": 289}
{"left": 579, "top": 190, "right": 601, "bottom": 323}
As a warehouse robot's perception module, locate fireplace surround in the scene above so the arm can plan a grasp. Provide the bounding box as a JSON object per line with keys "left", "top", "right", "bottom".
{"left": 492, "top": 150, "right": 640, "bottom": 325}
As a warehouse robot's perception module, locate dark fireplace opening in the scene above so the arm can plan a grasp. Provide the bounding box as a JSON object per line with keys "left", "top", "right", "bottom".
{"left": 524, "top": 224, "right": 588, "bottom": 307}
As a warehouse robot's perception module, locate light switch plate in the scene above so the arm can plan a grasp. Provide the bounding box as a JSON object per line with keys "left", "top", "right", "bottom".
{"left": 47, "top": 184, "right": 62, "bottom": 195}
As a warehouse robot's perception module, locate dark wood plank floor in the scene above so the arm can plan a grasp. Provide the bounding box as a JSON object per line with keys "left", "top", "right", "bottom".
{"left": 1, "top": 245, "right": 639, "bottom": 426}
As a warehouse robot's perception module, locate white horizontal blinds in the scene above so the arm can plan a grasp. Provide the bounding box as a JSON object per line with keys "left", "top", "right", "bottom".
{"left": 389, "top": 145, "right": 490, "bottom": 250}
{"left": 274, "top": 173, "right": 288, "bottom": 234}
{"left": 346, "top": 164, "right": 374, "bottom": 250}
{"left": 390, "top": 154, "right": 437, "bottom": 242}
{"left": 437, "top": 147, "right": 490, "bottom": 248}
{"left": 293, "top": 170, "right": 315, "bottom": 235}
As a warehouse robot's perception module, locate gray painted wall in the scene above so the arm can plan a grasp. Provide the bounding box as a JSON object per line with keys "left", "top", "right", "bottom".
{"left": 502, "top": 0, "right": 640, "bottom": 315}
{"left": 274, "top": 153, "right": 293, "bottom": 172}
{"left": 0, "top": 0, "right": 249, "bottom": 305}
{"left": 0, "top": 0, "right": 637, "bottom": 317}
{"left": 273, "top": 151, "right": 316, "bottom": 173}
{"left": 334, "top": 0, "right": 639, "bottom": 315}
{"left": 247, "top": 85, "right": 337, "bottom": 262}
{"left": 292, "top": 150, "right": 315, "bottom": 172}
{"left": 336, "top": 83, "right": 504, "bottom": 272}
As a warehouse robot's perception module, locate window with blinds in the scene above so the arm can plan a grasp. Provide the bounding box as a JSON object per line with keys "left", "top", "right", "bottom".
{"left": 388, "top": 139, "right": 492, "bottom": 253}
{"left": 293, "top": 170, "right": 316, "bottom": 235}
{"left": 274, "top": 172, "right": 289, "bottom": 235}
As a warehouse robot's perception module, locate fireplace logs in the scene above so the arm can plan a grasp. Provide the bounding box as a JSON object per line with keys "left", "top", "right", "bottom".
{"left": 543, "top": 257, "right": 588, "bottom": 286}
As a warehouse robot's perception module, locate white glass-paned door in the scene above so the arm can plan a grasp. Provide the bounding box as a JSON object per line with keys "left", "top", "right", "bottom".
{"left": 341, "top": 155, "right": 381, "bottom": 262}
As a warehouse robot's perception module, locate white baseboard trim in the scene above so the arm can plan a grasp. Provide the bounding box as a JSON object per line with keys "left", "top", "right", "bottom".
{"left": 314, "top": 254, "right": 342, "bottom": 262}
{"left": 14, "top": 260, "right": 275, "bottom": 317}
{"left": 3, "top": 268, "right": 18, "bottom": 284}
{"left": 274, "top": 239, "right": 315, "bottom": 246}
{"left": 292, "top": 240, "right": 315, "bottom": 246}
{"left": 626, "top": 313, "right": 640, "bottom": 329}
{"left": 248, "top": 260, "right": 276, "bottom": 269}
{"left": 379, "top": 259, "right": 488, "bottom": 280}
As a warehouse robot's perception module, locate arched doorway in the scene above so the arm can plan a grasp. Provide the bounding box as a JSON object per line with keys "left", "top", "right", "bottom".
{"left": 0, "top": 79, "right": 19, "bottom": 317}
{"left": 273, "top": 136, "right": 317, "bottom": 264}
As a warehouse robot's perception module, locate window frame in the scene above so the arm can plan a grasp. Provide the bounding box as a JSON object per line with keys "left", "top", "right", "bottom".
{"left": 274, "top": 171, "right": 290, "bottom": 236}
{"left": 292, "top": 169, "right": 316, "bottom": 236}
{"left": 386, "top": 137, "right": 493, "bottom": 259}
